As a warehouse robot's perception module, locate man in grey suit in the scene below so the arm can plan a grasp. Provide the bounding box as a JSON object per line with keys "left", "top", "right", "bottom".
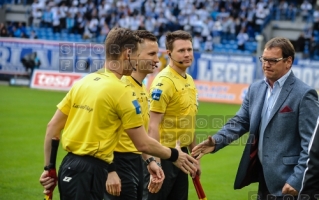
{"left": 192, "top": 37, "right": 319, "bottom": 200}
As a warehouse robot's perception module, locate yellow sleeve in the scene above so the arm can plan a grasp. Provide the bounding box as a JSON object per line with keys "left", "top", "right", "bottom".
{"left": 149, "top": 77, "right": 175, "bottom": 113}
{"left": 117, "top": 87, "right": 143, "bottom": 130}
{"left": 57, "top": 89, "right": 73, "bottom": 115}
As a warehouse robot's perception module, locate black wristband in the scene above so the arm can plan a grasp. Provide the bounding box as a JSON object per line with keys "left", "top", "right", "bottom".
{"left": 108, "top": 162, "right": 116, "bottom": 172}
{"left": 167, "top": 148, "right": 179, "bottom": 162}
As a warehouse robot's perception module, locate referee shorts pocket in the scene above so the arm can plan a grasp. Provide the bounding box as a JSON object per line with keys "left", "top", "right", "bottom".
{"left": 59, "top": 168, "right": 94, "bottom": 200}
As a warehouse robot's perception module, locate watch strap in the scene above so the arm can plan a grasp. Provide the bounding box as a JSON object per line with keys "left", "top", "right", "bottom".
{"left": 145, "top": 157, "right": 156, "bottom": 165}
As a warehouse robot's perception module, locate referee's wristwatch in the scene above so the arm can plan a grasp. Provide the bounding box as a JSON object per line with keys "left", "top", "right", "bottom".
{"left": 145, "top": 157, "right": 156, "bottom": 165}
{"left": 145, "top": 157, "right": 162, "bottom": 168}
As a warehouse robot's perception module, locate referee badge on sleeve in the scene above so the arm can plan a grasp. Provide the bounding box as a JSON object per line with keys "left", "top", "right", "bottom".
{"left": 132, "top": 100, "right": 142, "bottom": 114}
{"left": 151, "top": 89, "right": 162, "bottom": 101}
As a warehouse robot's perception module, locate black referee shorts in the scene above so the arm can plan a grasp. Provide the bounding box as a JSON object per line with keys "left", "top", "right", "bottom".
{"left": 58, "top": 153, "right": 109, "bottom": 200}
{"left": 104, "top": 152, "right": 146, "bottom": 200}
{"left": 147, "top": 147, "right": 189, "bottom": 200}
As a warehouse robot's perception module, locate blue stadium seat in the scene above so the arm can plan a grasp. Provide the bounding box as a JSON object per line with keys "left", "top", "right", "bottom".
{"left": 54, "top": 32, "right": 61, "bottom": 37}
{"left": 230, "top": 44, "right": 238, "bottom": 50}
{"left": 228, "top": 40, "right": 236, "bottom": 45}
{"left": 75, "top": 34, "right": 82, "bottom": 39}
{"left": 25, "top": 27, "right": 31, "bottom": 33}
{"left": 226, "top": 49, "right": 235, "bottom": 53}
{"left": 53, "top": 36, "right": 62, "bottom": 41}
{"left": 61, "top": 32, "right": 68, "bottom": 36}
{"left": 214, "top": 43, "right": 223, "bottom": 49}
{"left": 49, "top": 36, "right": 55, "bottom": 41}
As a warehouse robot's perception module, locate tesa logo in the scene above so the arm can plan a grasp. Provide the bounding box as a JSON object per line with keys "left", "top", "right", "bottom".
{"left": 31, "top": 70, "right": 85, "bottom": 91}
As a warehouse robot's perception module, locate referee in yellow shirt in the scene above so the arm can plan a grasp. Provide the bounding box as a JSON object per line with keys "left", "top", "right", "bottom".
{"left": 39, "top": 27, "right": 198, "bottom": 200}
{"left": 147, "top": 30, "right": 200, "bottom": 200}
{"left": 104, "top": 30, "right": 162, "bottom": 200}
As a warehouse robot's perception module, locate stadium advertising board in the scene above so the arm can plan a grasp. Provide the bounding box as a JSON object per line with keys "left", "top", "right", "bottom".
{"left": 195, "top": 80, "right": 248, "bottom": 104}
{"left": 1, "top": 38, "right": 319, "bottom": 91}
{"left": 188, "top": 53, "right": 257, "bottom": 84}
{"left": 30, "top": 69, "right": 86, "bottom": 91}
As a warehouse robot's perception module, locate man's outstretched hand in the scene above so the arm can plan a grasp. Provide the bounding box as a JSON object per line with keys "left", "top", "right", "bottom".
{"left": 191, "top": 136, "right": 216, "bottom": 159}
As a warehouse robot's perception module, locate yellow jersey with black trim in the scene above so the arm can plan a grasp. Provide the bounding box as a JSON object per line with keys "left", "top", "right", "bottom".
{"left": 57, "top": 70, "right": 143, "bottom": 163}
{"left": 149, "top": 66, "right": 198, "bottom": 148}
{"left": 114, "top": 76, "right": 150, "bottom": 154}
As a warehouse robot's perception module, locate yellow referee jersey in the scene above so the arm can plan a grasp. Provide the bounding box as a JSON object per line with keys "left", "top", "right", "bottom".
{"left": 149, "top": 66, "right": 198, "bottom": 148}
{"left": 114, "top": 76, "right": 150, "bottom": 154}
{"left": 57, "top": 70, "right": 143, "bottom": 163}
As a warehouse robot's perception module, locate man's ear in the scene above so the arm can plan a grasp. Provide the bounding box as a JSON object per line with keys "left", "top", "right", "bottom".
{"left": 123, "top": 48, "right": 131, "bottom": 60}
{"left": 286, "top": 57, "right": 293, "bottom": 69}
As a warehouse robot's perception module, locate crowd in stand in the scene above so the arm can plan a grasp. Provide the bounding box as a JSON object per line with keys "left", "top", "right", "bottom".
{"left": 0, "top": 0, "right": 318, "bottom": 54}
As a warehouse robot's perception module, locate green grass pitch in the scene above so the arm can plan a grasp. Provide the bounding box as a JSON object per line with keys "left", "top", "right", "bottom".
{"left": 0, "top": 85, "right": 257, "bottom": 199}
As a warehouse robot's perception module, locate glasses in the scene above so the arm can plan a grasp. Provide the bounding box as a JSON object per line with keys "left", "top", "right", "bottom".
{"left": 259, "top": 56, "right": 287, "bottom": 65}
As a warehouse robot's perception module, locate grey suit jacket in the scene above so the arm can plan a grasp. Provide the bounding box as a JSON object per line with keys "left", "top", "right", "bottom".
{"left": 212, "top": 72, "right": 319, "bottom": 196}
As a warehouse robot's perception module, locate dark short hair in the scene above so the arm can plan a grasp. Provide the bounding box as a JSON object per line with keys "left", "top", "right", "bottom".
{"left": 264, "top": 37, "right": 295, "bottom": 62}
{"left": 134, "top": 30, "right": 157, "bottom": 42}
{"left": 105, "top": 27, "right": 141, "bottom": 60}
{"left": 165, "top": 30, "right": 192, "bottom": 51}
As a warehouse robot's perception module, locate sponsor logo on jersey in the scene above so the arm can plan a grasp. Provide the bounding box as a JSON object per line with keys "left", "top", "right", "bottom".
{"left": 132, "top": 100, "right": 142, "bottom": 114}
{"left": 156, "top": 83, "right": 163, "bottom": 86}
{"left": 151, "top": 89, "right": 162, "bottom": 101}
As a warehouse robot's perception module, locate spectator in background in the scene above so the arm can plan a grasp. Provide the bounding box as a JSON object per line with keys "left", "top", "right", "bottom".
{"left": 100, "top": 20, "right": 109, "bottom": 40}
{"left": 144, "top": 16, "right": 156, "bottom": 33}
{"left": 21, "top": 52, "right": 41, "bottom": 78}
{"left": 296, "top": 32, "right": 306, "bottom": 53}
{"left": 193, "top": 33, "right": 202, "bottom": 51}
{"left": 2, "top": 0, "right": 278, "bottom": 55}
{"left": 308, "top": 36, "right": 319, "bottom": 59}
{"left": 204, "top": 36, "right": 213, "bottom": 52}
{"left": 255, "top": 6, "right": 268, "bottom": 33}
{"left": 118, "top": 14, "right": 130, "bottom": 29}
{"left": 52, "top": 9, "right": 61, "bottom": 33}
{"left": 32, "top": 8, "right": 43, "bottom": 27}
{"left": 65, "top": 12, "right": 74, "bottom": 33}
{"left": 300, "top": 0, "right": 313, "bottom": 22}
{"left": 130, "top": 14, "right": 141, "bottom": 31}
{"left": 0, "top": 28, "right": 9, "bottom": 37}
{"left": 12, "top": 26, "right": 22, "bottom": 37}
{"left": 29, "top": 30, "right": 38, "bottom": 39}
{"left": 20, "top": 32, "right": 28, "bottom": 38}
{"left": 286, "top": 3, "right": 297, "bottom": 22}
{"left": 42, "top": 7, "right": 53, "bottom": 28}
{"left": 237, "top": 28, "right": 249, "bottom": 51}
{"left": 88, "top": 13, "right": 99, "bottom": 38}
{"left": 83, "top": 20, "right": 93, "bottom": 39}
{"left": 74, "top": 12, "right": 85, "bottom": 34}
{"left": 59, "top": 2, "right": 68, "bottom": 29}
{"left": 312, "top": 7, "right": 319, "bottom": 30}
{"left": 68, "top": 0, "right": 78, "bottom": 18}
{"left": 275, "top": 0, "right": 287, "bottom": 20}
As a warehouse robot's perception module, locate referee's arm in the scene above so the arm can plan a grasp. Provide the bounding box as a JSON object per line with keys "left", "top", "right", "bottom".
{"left": 142, "top": 111, "right": 163, "bottom": 162}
